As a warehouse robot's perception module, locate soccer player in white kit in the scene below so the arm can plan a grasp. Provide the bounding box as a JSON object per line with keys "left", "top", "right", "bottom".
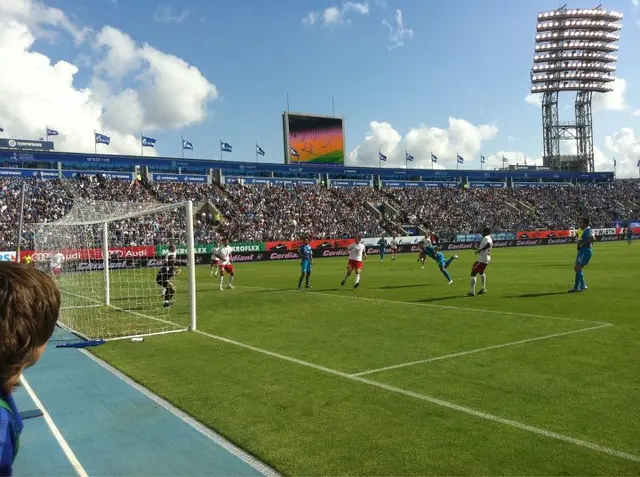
{"left": 341, "top": 236, "right": 367, "bottom": 289}
{"left": 50, "top": 251, "right": 64, "bottom": 278}
{"left": 390, "top": 237, "right": 399, "bottom": 262}
{"left": 215, "top": 238, "right": 235, "bottom": 290}
{"left": 468, "top": 227, "right": 493, "bottom": 296}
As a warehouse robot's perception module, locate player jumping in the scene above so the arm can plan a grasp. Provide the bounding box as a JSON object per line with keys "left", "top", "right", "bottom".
{"left": 156, "top": 245, "right": 177, "bottom": 307}
{"left": 210, "top": 245, "right": 220, "bottom": 276}
{"left": 424, "top": 242, "right": 458, "bottom": 284}
{"left": 297, "top": 237, "right": 313, "bottom": 290}
{"left": 390, "top": 237, "right": 399, "bottom": 261}
{"left": 468, "top": 227, "right": 493, "bottom": 296}
{"left": 569, "top": 218, "right": 594, "bottom": 293}
{"left": 215, "top": 239, "right": 235, "bottom": 290}
{"left": 341, "top": 236, "right": 366, "bottom": 289}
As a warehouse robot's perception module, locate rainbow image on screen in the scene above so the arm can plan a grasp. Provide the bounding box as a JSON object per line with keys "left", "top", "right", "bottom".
{"left": 287, "top": 114, "right": 345, "bottom": 164}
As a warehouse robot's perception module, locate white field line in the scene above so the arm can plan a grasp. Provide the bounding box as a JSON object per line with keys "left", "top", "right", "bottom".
{"left": 79, "top": 351, "right": 280, "bottom": 477}
{"left": 194, "top": 329, "right": 640, "bottom": 464}
{"left": 350, "top": 323, "right": 612, "bottom": 377}
{"left": 20, "top": 376, "right": 89, "bottom": 477}
{"left": 237, "top": 285, "right": 611, "bottom": 326}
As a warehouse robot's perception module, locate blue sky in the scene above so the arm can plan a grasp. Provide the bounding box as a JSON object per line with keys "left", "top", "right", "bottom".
{"left": 2, "top": 0, "right": 640, "bottom": 173}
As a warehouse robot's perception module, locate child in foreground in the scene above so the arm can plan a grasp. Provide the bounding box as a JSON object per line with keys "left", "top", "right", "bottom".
{"left": 0, "top": 263, "right": 60, "bottom": 476}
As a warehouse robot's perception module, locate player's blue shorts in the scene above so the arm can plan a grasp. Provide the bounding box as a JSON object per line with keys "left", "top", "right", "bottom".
{"left": 575, "top": 249, "right": 593, "bottom": 267}
{"left": 301, "top": 260, "right": 312, "bottom": 274}
{"left": 435, "top": 252, "right": 446, "bottom": 268}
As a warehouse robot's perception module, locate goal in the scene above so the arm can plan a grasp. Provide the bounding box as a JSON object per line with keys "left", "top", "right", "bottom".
{"left": 30, "top": 200, "right": 197, "bottom": 341}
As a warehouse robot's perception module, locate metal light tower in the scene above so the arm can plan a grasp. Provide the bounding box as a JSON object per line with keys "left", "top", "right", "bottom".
{"left": 531, "top": 6, "right": 623, "bottom": 172}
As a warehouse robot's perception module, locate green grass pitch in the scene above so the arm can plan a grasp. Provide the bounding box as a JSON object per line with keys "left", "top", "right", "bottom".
{"left": 91, "top": 242, "right": 640, "bottom": 475}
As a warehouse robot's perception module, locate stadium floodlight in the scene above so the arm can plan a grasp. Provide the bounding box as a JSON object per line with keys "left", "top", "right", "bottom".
{"left": 531, "top": 6, "right": 622, "bottom": 173}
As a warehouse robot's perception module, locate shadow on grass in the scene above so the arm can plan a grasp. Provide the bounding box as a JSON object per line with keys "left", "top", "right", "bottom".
{"left": 506, "top": 292, "right": 569, "bottom": 298}
{"left": 412, "top": 295, "right": 464, "bottom": 303}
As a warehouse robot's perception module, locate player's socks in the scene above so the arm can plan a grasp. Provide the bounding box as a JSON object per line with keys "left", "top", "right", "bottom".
{"left": 444, "top": 257, "right": 456, "bottom": 269}
{"left": 441, "top": 269, "right": 452, "bottom": 282}
{"left": 579, "top": 273, "right": 586, "bottom": 290}
{"left": 354, "top": 274, "right": 360, "bottom": 289}
{"left": 305, "top": 275, "right": 310, "bottom": 287}
{"left": 298, "top": 276, "right": 304, "bottom": 289}
{"left": 480, "top": 273, "right": 487, "bottom": 291}
{"left": 470, "top": 276, "right": 477, "bottom": 294}
{"left": 573, "top": 271, "right": 582, "bottom": 291}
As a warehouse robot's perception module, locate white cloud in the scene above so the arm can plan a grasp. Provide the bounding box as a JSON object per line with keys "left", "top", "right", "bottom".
{"left": 633, "top": 0, "right": 639, "bottom": 7}
{"left": 633, "top": 109, "right": 640, "bottom": 116}
{"left": 0, "top": 0, "right": 218, "bottom": 155}
{"left": 382, "top": 9, "right": 413, "bottom": 49}
{"left": 348, "top": 118, "right": 498, "bottom": 168}
{"left": 604, "top": 127, "right": 640, "bottom": 177}
{"left": 153, "top": 5, "right": 190, "bottom": 24}
{"left": 593, "top": 78, "right": 627, "bottom": 111}
{"left": 525, "top": 78, "right": 628, "bottom": 111}
{"left": 525, "top": 93, "right": 542, "bottom": 107}
{"left": 302, "top": 2, "right": 369, "bottom": 27}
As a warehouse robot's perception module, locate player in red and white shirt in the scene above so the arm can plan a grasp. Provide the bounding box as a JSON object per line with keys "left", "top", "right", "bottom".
{"left": 215, "top": 238, "right": 235, "bottom": 290}
{"left": 50, "top": 251, "right": 64, "bottom": 278}
{"left": 341, "top": 236, "right": 367, "bottom": 289}
{"left": 468, "top": 227, "right": 493, "bottom": 296}
{"left": 209, "top": 247, "right": 220, "bottom": 277}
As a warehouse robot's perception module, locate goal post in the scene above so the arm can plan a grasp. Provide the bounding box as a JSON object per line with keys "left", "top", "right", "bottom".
{"left": 30, "top": 200, "right": 197, "bottom": 341}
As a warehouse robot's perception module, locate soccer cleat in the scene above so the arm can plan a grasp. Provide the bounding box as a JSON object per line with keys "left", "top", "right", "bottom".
{"left": 568, "top": 288, "right": 582, "bottom": 293}
{"left": 163, "top": 301, "right": 172, "bottom": 308}
{"left": 305, "top": 285, "right": 313, "bottom": 289}
{"left": 228, "top": 284, "right": 235, "bottom": 289}
{"left": 354, "top": 282, "right": 360, "bottom": 289}
{"left": 478, "top": 289, "right": 487, "bottom": 295}
{"left": 467, "top": 292, "right": 475, "bottom": 297}
{"left": 341, "top": 279, "right": 346, "bottom": 286}
{"left": 448, "top": 280, "right": 454, "bottom": 285}
{"left": 453, "top": 255, "right": 460, "bottom": 260}
{"left": 219, "top": 285, "right": 224, "bottom": 291}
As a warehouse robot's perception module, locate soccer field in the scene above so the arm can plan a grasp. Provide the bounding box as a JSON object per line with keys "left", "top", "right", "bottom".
{"left": 92, "top": 242, "right": 640, "bottom": 476}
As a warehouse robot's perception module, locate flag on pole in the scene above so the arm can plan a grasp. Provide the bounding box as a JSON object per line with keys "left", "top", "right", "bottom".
{"left": 379, "top": 152, "right": 387, "bottom": 162}
{"left": 182, "top": 139, "right": 193, "bottom": 150}
{"left": 613, "top": 159, "right": 616, "bottom": 167}
{"left": 405, "top": 152, "right": 414, "bottom": 162}
{"left": 290, "top": 147, "right": 299, "bottom": 157}
{"left": 456, "top": 154, "right": 464, "bottom": 164}
{"left": 256, "top": 145, "right": 265, "bottom": 156}
{"left": 220, "top": 141, "right": 232, "bottom": 153}
{"left": 431, "top": 153, "right": 438, "bottom": 163}
{"left": 141, "top": 136, "right": 156, "bottom": 148}
{"left": 481, "top": 155, "right": 486, "bottom": 164}
{"left": 95, "top": 132, "right": 111, "bottom": 145}
{"left": 46, "top": 127, "right": 59, "bottom": 136}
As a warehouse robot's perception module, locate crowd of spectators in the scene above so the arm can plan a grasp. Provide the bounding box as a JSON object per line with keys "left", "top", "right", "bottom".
{"left": 213, "top": 183, "right": 387, "bottom": 241}
{"left": 1, "top": 176, "right": 639, "bottom": 251}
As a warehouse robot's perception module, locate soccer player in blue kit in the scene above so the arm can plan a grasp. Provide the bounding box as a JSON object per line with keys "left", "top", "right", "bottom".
{"left": 424, "top": 243, "right": 459, "bottom": 284}
{"left": 569, "top": 218, "right": 595, "bottom": 293}
{"left": 297, "top": 237, "right": 313, "bottom": 290}
{"left": 627, "top": 226, "right": 633, "bottom": 245}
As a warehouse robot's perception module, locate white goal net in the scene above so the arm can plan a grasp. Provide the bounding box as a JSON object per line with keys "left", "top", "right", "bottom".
{"left": 30, "top": 199, "right": 197, "bottom": 341}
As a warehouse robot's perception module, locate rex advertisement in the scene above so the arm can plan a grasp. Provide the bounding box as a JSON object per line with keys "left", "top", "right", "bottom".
{"left": 155, "top": 242, "right": 265, "bottom": 256}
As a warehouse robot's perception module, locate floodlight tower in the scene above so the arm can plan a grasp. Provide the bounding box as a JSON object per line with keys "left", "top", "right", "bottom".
{"left": 531, "top": 6, "right": 623, "bottom": 172}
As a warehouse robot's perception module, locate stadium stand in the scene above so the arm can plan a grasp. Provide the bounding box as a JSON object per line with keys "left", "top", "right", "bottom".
{"left": 1, "top": 175, "right": 639, "bottom": 251}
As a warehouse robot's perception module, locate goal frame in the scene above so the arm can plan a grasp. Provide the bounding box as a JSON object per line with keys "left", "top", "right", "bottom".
{"left": 36, "top": 200, "right": 197, "bottom": 341}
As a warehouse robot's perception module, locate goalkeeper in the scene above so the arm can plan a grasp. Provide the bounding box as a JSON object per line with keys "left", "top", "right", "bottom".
{"left": 156, "top": 244, "right": 178, "bottom": 308}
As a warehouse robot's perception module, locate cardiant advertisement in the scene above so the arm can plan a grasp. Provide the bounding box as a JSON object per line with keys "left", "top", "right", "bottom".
{"left": 285, "top": 113, "right": 345, "bottom": 165}
{"left": 516, "top": 230, "right": 571, "bottom": 239}
{"left": 265, "top": 238, "right": 354, "bottom": 252}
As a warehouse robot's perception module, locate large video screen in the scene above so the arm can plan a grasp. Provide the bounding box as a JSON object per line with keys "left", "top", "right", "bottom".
{"left": 286, "top": 114, "right": 345, "bottom": 164}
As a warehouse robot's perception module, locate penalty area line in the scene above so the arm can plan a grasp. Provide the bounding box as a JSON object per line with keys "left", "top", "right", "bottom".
{"left": 236, "top": 285, "right": 611, "bottom": 326}
{"left": 350, "top": 323, "right": 613, "bottom": 377}
{"left": 194, "top": 329, "right": 640, "bottom": 464}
